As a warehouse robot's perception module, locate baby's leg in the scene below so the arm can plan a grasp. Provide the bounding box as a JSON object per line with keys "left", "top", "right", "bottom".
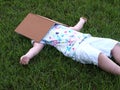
{"left": 111, "top": 43, "right": 120, "bottom": 65}
{"left": 69, "top": 17, "right": 87, "bottom": 31}
{"left": 98, "top": 53, "right": 120, "bottom": 75}
{"left": 20, "top": 42, "right": 44, "bottom": 65}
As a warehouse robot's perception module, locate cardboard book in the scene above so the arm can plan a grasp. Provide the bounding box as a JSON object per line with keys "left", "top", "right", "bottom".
{"left": 15, "top": 13, "right": 66, "bottom": 42}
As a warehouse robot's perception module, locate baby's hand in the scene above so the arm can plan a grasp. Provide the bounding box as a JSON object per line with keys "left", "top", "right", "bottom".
{"left": 80, "top": 17, "right": 87, "bottom": 23}
{"left": 20, "top": 55, "right": 30, "bottom": 65}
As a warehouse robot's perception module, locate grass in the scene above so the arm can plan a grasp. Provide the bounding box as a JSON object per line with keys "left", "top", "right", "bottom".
{"left": 0, "top": 0, "right": 120, "bottom": 90}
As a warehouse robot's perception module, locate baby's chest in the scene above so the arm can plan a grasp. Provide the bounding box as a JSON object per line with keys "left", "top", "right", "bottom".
{"left": 51, "top": 29, "right": 80, "bottom": 40}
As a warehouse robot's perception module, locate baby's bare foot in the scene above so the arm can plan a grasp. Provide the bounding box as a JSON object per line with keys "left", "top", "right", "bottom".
{"left": 20, "top": 55, "right": 30, "bottom": 65}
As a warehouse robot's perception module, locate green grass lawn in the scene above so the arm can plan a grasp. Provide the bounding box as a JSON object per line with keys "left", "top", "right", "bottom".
{"left": 0, "top": 0, "right": 120, "bottom": 90}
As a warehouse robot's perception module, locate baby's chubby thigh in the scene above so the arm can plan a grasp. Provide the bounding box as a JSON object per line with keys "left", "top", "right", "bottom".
{"left": 74, "top": 42, "right": 101, "bottom": 66}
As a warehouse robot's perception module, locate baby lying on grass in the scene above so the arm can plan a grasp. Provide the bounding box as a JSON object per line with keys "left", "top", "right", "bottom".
{"left": 20, "top": 17, "right": 120, "bottom": 75}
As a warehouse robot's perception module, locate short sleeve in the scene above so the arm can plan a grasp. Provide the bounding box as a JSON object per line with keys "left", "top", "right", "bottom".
{"left": 31, "top": 39, "right": 46, "bottom": 45}
{"left": 39, "top": 40, "right": 46, "bottom": 44}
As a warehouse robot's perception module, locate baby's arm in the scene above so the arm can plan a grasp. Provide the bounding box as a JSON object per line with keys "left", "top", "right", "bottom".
{"left": 69, "top": 17, "right": 87, "bottom": 32}
{"left": 20, "top": 42, "right": 44, "bottom": 65}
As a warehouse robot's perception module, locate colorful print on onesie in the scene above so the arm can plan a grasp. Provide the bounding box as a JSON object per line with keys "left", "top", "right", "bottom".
{"left": 41, "top": 24, "right": 91, "bottom": 58}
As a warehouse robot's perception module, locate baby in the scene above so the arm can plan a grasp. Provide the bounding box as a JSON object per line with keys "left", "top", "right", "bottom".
{"left": 20, "top": 17, "right": 120, "bottom": 75}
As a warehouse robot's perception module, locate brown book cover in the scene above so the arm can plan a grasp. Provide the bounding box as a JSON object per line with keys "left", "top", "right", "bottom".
{"left": 15, "top": 13, "right": 66, "bottom": 42}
